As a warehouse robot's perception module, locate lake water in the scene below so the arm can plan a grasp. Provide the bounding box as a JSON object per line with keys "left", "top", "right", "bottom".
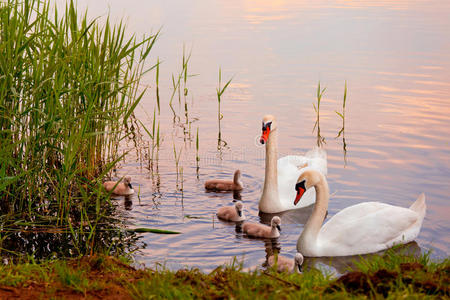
{"left": 60, "top": 0, "right": 450, "bottom": 273}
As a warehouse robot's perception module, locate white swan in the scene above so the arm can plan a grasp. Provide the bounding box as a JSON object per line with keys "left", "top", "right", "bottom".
{"left": 259, "top": 115, "right": 327, "bottom": 213}
{"left": 294, "top": 170, "right": 426, "bottom": 257}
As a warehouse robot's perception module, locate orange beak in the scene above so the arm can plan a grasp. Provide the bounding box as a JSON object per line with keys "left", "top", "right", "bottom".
{"left": 260, "top": 128, "right": 270, "bottom": 144}
{"left": 294, "top": 188, "right": 305, "bottom": 206}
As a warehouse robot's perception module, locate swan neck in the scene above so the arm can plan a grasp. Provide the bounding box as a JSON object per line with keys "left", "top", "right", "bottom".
{"left": 300, "top": 175, "right": 329, "bottom": 244}
{"left": 233, "top": 171, "right": 240, "bottom": 184}
{"left": 260, "top": 129, "right": 279, "bottom": 211}
{"left": 265, "top": 129, "right": 278, "bottom": 176}
{"left": 271, "top": 225, "right": 280, "bottom": 237}
{"left": 234, "top": 172, "right": 243, "bottom": 188}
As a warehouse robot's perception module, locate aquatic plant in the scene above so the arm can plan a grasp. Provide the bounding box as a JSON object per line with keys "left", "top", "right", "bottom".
{"left": 155, "top": 57, "right": 161, "bottom": 114}
{"left": 216, "top": 68, "right": 232, "bottom": 151}
{"left": 173, "top": 141, "right": 183, "bottom": 191}
{"left": 139, "top": 107, "right": 162, "bottom": 172}
{"left": 0, "top": 0, "right": 156, "bottom": 257}
{"left": 169, "top": 46, "right": 192, "bottom": 122}
{"left": 313, "top": 81, "right": 326, "bottom": 147}
{"left": 335, "top": 81, "right": 348, "bottom": 165}
{"left": 196, "top": 127, "right": 200, "bottom": 177}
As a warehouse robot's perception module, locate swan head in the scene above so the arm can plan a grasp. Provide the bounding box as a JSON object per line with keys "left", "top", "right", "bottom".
{"left": 294, "top": 252, "right": 304, "bottom": 272}
{"left": 235, "top": 201, "right": 244, "bottom": 217}
{"left": 260, "top": 115, "right": 276, "bottom": 144}
{"left": 271, "top": 216, "right": 281, "bottom": 231}
{"left": 124, "top": 176, "right": 133, "bottom": 189}
{"left": 294, "top": 170, "right": 322, "bottom": 206}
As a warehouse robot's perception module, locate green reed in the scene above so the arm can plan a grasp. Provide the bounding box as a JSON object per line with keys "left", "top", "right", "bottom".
{"left": 0, "top": 0, "right": 156, "bottom": 255}
{"left": 173, "top": 141, "right": 182, "bottom": 190}
{"left": 313, "top": 81, "right": 326, "bottom": 147}
{"left": 156, "top": 57, "right": 161, "bottom": 114}
{"left": 169, "top": 47, "right": 192, "bottom": 122}
{"left": 139, "top": 107, "right": 161, "bottom": 172}
{"left": 216, "top": 68, "right": 232, "bottom": 151}
{"left": 336, "top": 81, "right": 348, "bottom": 165}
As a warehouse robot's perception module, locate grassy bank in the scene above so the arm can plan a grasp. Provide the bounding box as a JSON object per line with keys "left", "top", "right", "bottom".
{"left": 0, "top": 252, "right": 448, "bottom": 299}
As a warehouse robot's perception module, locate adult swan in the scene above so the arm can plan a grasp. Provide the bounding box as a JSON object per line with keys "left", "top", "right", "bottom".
{"left": 259, "top": 115, "right": 327, "bottom": 213}
{"left": 294, "top": 169, "right": 426, "bottom": 257}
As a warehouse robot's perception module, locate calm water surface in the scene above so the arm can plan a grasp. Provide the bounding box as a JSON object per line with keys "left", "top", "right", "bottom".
{"left": 61, "top": 0, "right": 450, "bottom": 273}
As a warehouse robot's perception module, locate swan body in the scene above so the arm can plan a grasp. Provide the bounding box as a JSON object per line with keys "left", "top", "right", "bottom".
{"left": 259, "top": 115, "right": 327, "bottom": 213}
{"left": 295, "top": 170, "right": 426, "bottom": 257}
{"left": 205, "top": 170, "right": 244, "bottom": 191}
{"left": 217, "top": 202, "right": 245, "bottom": 222}
{"left": 103, "top": 176, "right": 134, "bottom": 196}
{"left": 268, "top": 253, "right": 304, "bottom": 273}
{"left": 243, "top": 216, "right": 281, "bottom": 238}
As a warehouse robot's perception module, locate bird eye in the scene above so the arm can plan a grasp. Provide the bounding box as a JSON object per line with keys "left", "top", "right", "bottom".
{"left": 295, "top": 180, "right": 306, "bottom": 191}
{"left": 262, "top": 121, "right": 272, "bottom": 131}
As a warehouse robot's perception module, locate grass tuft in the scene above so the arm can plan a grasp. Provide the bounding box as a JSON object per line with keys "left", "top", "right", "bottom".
{"left": 0, "top": 252, "right": 447, "bottom": 298}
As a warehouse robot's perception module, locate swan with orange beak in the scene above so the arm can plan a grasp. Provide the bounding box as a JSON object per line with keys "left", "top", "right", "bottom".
{"left": 258, "top": 115, "right": 328, "bottom": 213}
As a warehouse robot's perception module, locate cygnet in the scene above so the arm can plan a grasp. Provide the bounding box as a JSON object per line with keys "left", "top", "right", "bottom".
{"left": 216, "top": 202, "right": 245, "bottom": 222}
{"left": 103, "top": 176, "right": 134, "bottom": 196}
{"left": 243, "top": 216, "right": 281, "bottom": 238}
{"left": 205, "top": 170, "right": 244, "bottom": 191}
{"left": 268, "top": 252, "right": 303, "bottom": 273}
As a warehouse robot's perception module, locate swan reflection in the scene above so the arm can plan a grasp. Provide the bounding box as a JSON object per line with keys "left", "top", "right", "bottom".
{"left": 302, "top": 242, "right": 421, "bottom": 276}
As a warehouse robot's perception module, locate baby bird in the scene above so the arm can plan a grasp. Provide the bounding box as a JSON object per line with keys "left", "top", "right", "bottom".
{"left": 243, "top": 216, "right": 281, "bottom": 238}
{"left": 205, "top": 170, "right": 244, "bottom": 192}
{"left": 216, "top": 202, "right": 245, "bottom": 222}
{"left": 268, "top": 252, "right": 303, "bottom": 273}
{"left": 103, "top": 176, "right": 134, "bottom": 196}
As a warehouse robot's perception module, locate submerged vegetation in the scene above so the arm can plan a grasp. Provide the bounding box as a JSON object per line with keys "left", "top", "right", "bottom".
{"left": 0, "top": 251, "right": 447, "bottom": 298}
{"left": 0, "top": 0, "right": 156, "bottom": 258}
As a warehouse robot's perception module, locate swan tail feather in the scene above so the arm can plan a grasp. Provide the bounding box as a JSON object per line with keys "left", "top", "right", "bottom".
{"left": 305, "top": 146, "right": 327, "bottom": 159}
{"left": 409, "top": 193, "right": 426, "bottom": 218}
{"left": 304, "top": 147, "right": 328, "bottom": 176}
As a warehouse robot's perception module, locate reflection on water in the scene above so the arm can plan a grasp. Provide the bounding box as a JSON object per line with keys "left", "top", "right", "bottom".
{"left": 259, "top": 205, "right": 315, "bottom": 225}
{"left": 53, "top": 0, "right": 450, "bottom": 272}
{"left": 304, "top": 242, "right": 422, "bottom": 276}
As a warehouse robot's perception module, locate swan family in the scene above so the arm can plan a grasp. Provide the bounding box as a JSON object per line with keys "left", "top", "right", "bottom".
{"left": 111, "top": 114, "right": 427, "bottom": 271}
{"left": 210, "top": 114, "right": 426, "bottom": 270}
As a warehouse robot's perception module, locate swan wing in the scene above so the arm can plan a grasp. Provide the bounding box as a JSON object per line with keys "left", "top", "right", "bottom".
{"left": 319, "top": 202, "right": 419, "bottom": 255}
{"left": 277, "top": 156, "right": 306, "bottom": 210}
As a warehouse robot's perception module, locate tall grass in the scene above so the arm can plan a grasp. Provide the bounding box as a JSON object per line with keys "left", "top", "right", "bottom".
{"left": 0, "top": 0, "right": 156, "bottom": 256}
